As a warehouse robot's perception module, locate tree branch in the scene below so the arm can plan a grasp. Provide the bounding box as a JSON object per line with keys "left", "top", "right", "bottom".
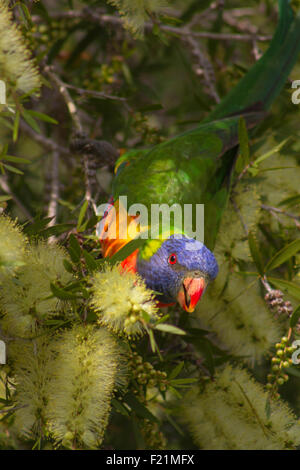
{"left": 34, "top": 9, "right": 271, "bottom": 42}
{"left": 47, "top": 150, "right": 60, "bottom": 242}
{"left": 44, "top": 66, "right": 97, "bottom": 213}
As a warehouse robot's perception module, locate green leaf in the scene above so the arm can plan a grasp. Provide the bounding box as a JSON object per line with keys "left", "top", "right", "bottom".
{"left": 148, "top": 329, "right": 156, "bottom": 353}
{"left": 63, "top": 259, "right": 74, "bottom": 273}
{"left": 170, "top": 378, "right": 198, "bottom": 385}
{"left": 268, "top": 278, "right": 300, "bottom": 302}
{"left": 43, "top": 319, "right": 71, "bottom": 328}
{"left": 155, "top": 323, "right": 186, "bottom": 335}
{"left": 2, "top": 163, "right": 23, "bottom": 175}
{"left": 141, "top": 310, "right": 151, "bottom": 322}
{"left": 84, "top": 214, "right": 101, "bottom": 231}
{"left": 0, "top": 397, "right": 9, "bottom": 405}
{"left": 265, "top": 397, "right": 271, "bottom": 420}
{"left": 83, "top": 249, "right": 97, "bottom": 272}
{"left": 19, "top": 3, "right": 33, "bottom": 27}
{"left": 68, "top": 234, "right": 81, "bottom": 263}
{"left": 265, "top": 239, "right": 300, "bottom": 272}
{"left": 77, "top": 200, "right": 89, "bottom": 231}
{"left": 145, "top": 326, "right": 155, "bottom": 351}
{"left": 39, "top": 223, "right": 74, "bottom": 238}
{"left": 279, "top": 195, "right": 300, "bottom": 208}
{"left": 22, "top": 109, "right": 40, "bottom": 133}
{"left": 2, "top": 155, "right": 31, "bottom": 164}
{"left": 236, "top": 117, "right": 250, "bottom": 173}
{"left": 186, "top": 337, "right": 215, "bottom": 375}
{"left": 13, "top": 110, "right": 20, "bottom": 142}
{"left": 160, "top": 15, "right": 183, "bottom": 26}
{"left": 124, "top": 393, "right": 159, "bottom": 423}
{"left": 168, "top": 386, "right": 182, "bottom": 399}
{"left": 109, "top": 239, "right": 146, "bottom": 264}
{"left": 138, "top": 103, "right": 163, "bottom": 112}
{"left": 154, "top": 314, "right": 170, "bottom": 325}
{"left": 26, "top": 110, "right": 58, "bottom": 124}
{"left": 169, "top": 362, "right": 184, "bottom": 380}
{"left": 23, "top": 217, "right": 53, "bottom": 235}
{"left": 290, "top": 305, "right": 300, "bottom": 328}
{"left": 0, "top": 195, "right": 12, "bottom": 202}
{"left": 253, "top": 138, "right": 289, "bottom": 167}
{"left": 248, "top": 231, "right": 264, "bottom": 275}
{"left": 184, "top": 327, "right": 210, "bottom": 337}
{"left": 50, "top": 282, "right": 78, "bottom": 300}
{"left": 285, "top": 366, "right": 300, "bottom": 378}
{"left": 0, "top": 116, "right": 13, "bottom": 131}
{"left": 111, "top": 398, "right": 130, "bottom": 417}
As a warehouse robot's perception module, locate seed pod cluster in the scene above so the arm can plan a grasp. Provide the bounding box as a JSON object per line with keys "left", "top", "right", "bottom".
{"left": 129, "top": 351, "right": 168, "bottom": 392}
{"left": 140, "top": 419, "right": 167, "bottom": 450}
{"left": 267, "top": 336, "right": 297, "bottom": 398}
{"left": 264, "top": 290, "right": 293, "bottom": 317}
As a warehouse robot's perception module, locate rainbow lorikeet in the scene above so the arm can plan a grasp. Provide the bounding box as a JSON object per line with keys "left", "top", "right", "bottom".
{"left": 97, "top": 0, "right": 300, "bottom": 312}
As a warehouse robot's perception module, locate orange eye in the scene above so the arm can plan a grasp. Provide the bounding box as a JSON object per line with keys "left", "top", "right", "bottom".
{"left": 168, "top": 253, "right": 177, "bottom": 265}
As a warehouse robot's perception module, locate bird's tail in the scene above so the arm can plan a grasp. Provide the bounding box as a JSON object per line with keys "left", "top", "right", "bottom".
{"left": 207, "top": 0, "right": 300, "bottom": 122}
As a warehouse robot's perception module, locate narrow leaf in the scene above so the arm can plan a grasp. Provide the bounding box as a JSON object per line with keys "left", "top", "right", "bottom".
{"left": 109, "top": 239, "right": 146, "bottom": 264}
{"left": 83, "top": 249, "right": 97, "bottom": 272}
{"left": 155, "top": 323, "right": 186, "bottom": 335}
{"left": 27, "top": 110, "right": 58, "bottom": 124}
{"left": 253, "top": 138, "right": 289, "bottom": 167}
{"left": 236, "top": 117, "right": 250, "bottom": 172}
{"left": 68, "top": 234, "right": 81, "bottom": 263}
{"left": 22, "top": 109, "right": 40, "bottom": 133}
{"left": 268, "top": 278, "right": 300, "bottom": 302}
{"left": 3, "top": 155, "right": 31, "bottom": 164}
{"left": 13, "top": 110, "right": 20, "bottom": 142}
{"left": 0, "top": 195, "right": 12, "bottom": 202}
{"left": 169, "top": 361, "right": 184, "bottom": 380}
{"left": 2, "top": 163, "right": 23, "bottom": 175}
{"left": 170, "top": 378, "right": 198, "bottom": 385}
{"left": 50, "top": 282, "right": 78, "bottom": 300}
{"left": 39, "top": 223, "right": 74, "bottom": 238}
{"left": 77, "top": 200, "right": 89, "bottom": 231}
{"left": 265, "top": 239, "right": 300, "bottom": 272}
{"left": 290, "top": 305, "right": 300, "bottom": 328}
{"left": 111, "top": 398, "right": 130, "bottom": 417}
{"left": 124, "top": 393, "right": 159, "bottom": 423}
{"left": 248, "top": 231, "right": 264, "bottom": 275}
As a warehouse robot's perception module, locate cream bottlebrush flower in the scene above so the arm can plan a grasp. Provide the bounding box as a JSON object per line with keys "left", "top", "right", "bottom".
{"left": 90, "top": 264, "right": 159, "bottom": 338}
{"left": 0, "top": 215, "right": 27, "bottom": 274}
{"left": 9, "top": 336, "right": 53, "bottom": 440}
{"left": 107, "top": 0, "right": 168, "bottom": 37}
{"left": 216, "top": 182, "right": 261, "bottom": 261}
{"left": 46, "top": 324, "right": 127, "bottom": 449}
{"left": 0, "top": 0, "right": 41, "bottom": 95}
{"left": 180, "top": 365, "right": 300, "bottom": 450}
{"left": 198, "top": 268, "right": 281, "bottom": 361}
{"left": 0, "top": 241, "right": 74, "bottom": 338}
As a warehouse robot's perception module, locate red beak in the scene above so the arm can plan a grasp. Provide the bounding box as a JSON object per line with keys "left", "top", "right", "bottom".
{"left": 177, "top": 277, "right": 206, "bottom": 313}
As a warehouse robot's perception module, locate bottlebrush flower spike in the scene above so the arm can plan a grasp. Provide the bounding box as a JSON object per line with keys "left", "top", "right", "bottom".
{"left": 90, "top": 264, "right": 159, "bottom": 338}
{"left": 0, "top": 0, "right": 41, "bottom": 95}
{"left": 9, "top": 336, "right": 53, "bottom": 441}
{"left": 107, "top": 0, "right": 168, "bottom": 37}
{"left": 0, "top": 215, "right": 27, "bottom": 274}
{"left": 0, "top": 241, "right": 74, "bottom": 338}
{"left": 180, "top": 365, "right": 300, "bottom": 450}
{"left": 46, "top": 324, "right": 127, "bottom": 449}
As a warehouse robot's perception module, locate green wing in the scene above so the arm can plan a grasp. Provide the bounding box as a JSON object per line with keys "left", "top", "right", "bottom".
{"left": 113, "top": 114, "right": 261, "bottom": 248}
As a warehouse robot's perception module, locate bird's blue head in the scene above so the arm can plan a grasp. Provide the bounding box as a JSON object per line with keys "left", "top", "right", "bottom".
{"left": 137, "top": 235, "right": 218, "bottom": 312}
